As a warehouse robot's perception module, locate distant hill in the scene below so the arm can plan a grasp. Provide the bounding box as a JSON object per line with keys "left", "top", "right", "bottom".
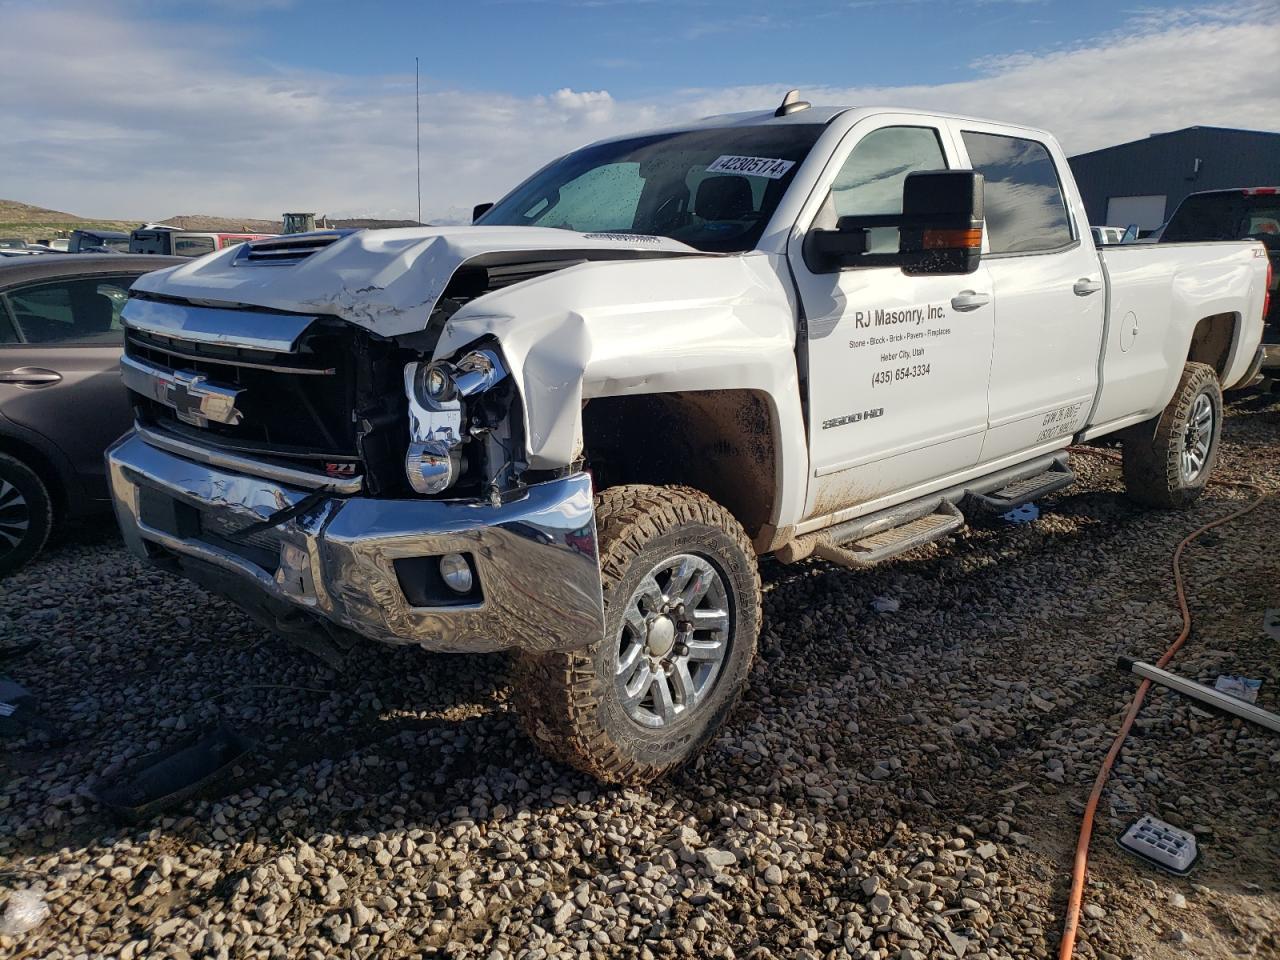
{"left": 0, "top": 199, "right": 426, "bottom": 242}
{"left": 158, "top": 214, "right": 281, "bottom": 233}
{"left": 0, "top": 199, "right": 86, "bottom": 223}
{"left": 0, "top": 199, "right": 135, "bottom": 242}
{"left": 159, "top": 214, "right": 427, "bottom": 232}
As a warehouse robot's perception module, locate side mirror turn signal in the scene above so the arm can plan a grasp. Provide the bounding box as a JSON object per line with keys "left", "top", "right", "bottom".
{"left": 806, "top": 170, "right": 985, "bottom": 276}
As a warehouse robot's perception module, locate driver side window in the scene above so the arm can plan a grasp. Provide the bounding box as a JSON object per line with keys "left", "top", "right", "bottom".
{"left": 522, "top": 162, "right": 645, "bottom": 233}
{"left": 819, "top": 126, "right": 948, "bottom": 253}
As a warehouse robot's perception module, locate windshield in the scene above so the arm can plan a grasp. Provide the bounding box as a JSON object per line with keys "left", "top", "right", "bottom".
{"left": 1163, "top": 192, "right": 1280, "bottom": 242}
{"left": 479, "top": 124, "right": 825, "bottom": 253}
{"left": 102, "top": 236, "right": 131, "bottom": 252}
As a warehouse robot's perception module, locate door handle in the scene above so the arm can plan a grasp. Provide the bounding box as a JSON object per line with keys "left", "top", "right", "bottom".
{"left": 0, "top": 367, "right": 63, "bottom": 386}
{"left": 1073, "top": 278, "right": 1103, "bottom": 296}
{"left": 950, "top": 291, "right": 990, "bottom": 311}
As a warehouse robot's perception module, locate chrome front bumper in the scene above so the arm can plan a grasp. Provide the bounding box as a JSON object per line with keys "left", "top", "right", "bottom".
{"left": 106, "top": 431, "right": 605, "bottom": 653}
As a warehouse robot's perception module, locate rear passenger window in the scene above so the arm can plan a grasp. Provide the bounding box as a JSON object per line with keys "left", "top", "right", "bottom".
{"left": 1, "top": 275, "right": 135, "bottom": 345}
{"left": 961, "top": 131, "right": 1073, "bottom": 254}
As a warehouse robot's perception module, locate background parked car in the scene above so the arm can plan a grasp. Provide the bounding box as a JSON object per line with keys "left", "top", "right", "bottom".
{"left": 0, "top": 254, "right": 183, "bottom": 573}
{"left": 129, "top": 224, "right": 276, "bottom": 257}
{"left": 68, "top": 229, "right": 131, "bottom": 254}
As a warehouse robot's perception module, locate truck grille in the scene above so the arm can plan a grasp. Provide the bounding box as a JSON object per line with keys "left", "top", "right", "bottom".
{"left": 126, "top": 325, "right": 357, "bottom": 459}
{"left": 123, "top": 313, "right": 412, "bottom": 494}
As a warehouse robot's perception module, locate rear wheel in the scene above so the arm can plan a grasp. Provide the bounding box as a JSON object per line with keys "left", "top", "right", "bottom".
{"left": 0, "top": 453, "right": 54, "bottom": 576}
{"left": 1122, "top": 362, "right": 1222, "bottom": 509}
{"left": 514, "top": 485, "right": 760, "bottom": 784}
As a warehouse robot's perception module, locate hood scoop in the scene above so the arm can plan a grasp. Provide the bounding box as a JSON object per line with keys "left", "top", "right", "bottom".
{"left": 234, "top": 231, "right": 354, "bottom": 266}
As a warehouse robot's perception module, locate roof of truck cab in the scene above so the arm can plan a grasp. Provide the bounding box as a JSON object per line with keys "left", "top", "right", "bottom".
{"left": 587, "top": 105, "right": 1054, "bottom": 145}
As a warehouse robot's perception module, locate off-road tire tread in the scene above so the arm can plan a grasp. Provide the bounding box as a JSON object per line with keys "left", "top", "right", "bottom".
{"left": 1122, "top": 361, "right": 1221, "bottom": 509}
{"left": 0, "top": 452, "right": 54, "bottom": 577}
{"left": 513, "top": 484, "right": 760, "bottom": 785}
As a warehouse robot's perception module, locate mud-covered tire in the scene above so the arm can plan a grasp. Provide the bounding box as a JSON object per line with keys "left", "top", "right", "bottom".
{"left": 514, "top": 484, "right": 761, "bottom": 784}
{"left": 1122, "top": 362, "right": 1222, "bottom": 509}
{"left": 0, "top": 453, "right": 54, "bottom": 576}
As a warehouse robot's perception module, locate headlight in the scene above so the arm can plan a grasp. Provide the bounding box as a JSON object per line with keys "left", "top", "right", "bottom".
{"left": 452, "top": 348, "right": 507, "bottom": 397}
{"left": 403, "top": 347, "right": 509, "bottom": 496}
{"left": 414, "top": 361, "right": 457, "bottom": 408}
{"left": 406, "top": 439, "right": 459, "bottom": 495}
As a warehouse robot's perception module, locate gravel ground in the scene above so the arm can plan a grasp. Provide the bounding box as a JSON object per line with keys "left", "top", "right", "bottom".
{"left": 2, "top": 392, "right": 1278, "bottom": 960}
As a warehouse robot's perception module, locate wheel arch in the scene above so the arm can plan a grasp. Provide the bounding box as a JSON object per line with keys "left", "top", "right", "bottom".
{"left": 1186, "top": 311, "right": 1240, "bottom": 383}
{"left": 581, "top": 389, "right": 785, "bottom": 551}
{"left": 0, "top": 431, "right": 69, "bottom": 518}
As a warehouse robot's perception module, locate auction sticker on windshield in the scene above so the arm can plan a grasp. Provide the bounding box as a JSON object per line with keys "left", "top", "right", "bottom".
{"left": 706, "top": 156, "right": 796, "bottom": 179}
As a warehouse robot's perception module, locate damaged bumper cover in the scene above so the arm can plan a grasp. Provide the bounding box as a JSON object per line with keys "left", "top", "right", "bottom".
{"left": 106, "top": 431, "right": 605, "bottom": 653}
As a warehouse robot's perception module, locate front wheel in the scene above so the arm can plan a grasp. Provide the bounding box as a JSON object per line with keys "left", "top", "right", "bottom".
{"left": 514, "top": 485, "right": 761, "bottom": 784}
{"left": 1122, "top": 361, "right": 1223, "bottom": 509}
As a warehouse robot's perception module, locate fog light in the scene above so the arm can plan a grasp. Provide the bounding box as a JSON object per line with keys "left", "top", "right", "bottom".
{"left": 439, "top": 553, "right": 473, "bottom": 593}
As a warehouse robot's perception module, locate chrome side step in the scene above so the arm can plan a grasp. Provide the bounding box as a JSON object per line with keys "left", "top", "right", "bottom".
{"left": 812, "top": 501, "right": 964, "bottom": 569}
{"left": 966, "top": 462, "right": 1075, "bottom": 513}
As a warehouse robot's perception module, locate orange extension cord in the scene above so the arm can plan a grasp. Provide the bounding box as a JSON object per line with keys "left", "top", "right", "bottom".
{"left": 1057, "top": 447, "right": 1269, "bottom": 960}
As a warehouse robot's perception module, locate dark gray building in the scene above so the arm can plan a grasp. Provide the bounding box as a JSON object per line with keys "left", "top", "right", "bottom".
{"left": 1068, "top": 126, "right": 1280, "bottom": 231}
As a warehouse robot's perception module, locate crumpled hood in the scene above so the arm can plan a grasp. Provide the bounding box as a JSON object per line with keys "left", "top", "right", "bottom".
{"left": 129, "top": 226, "right": 702, "bottom": 337}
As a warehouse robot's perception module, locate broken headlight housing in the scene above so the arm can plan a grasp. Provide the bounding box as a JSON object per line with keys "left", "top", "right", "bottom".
{"left": 415, "top": 348, "right": 507, "bottom": 406}
{"left": 404, "top": 346, "right": 517, "bottom": 497}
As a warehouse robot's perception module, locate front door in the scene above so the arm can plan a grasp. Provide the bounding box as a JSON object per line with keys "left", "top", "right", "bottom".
{"left": 786, "top": 117, "right": 996, "bottom": 521}
{"left": 0, "top": 273, "right": 139, "bottom": 500}
{"left": 952, "top": 124, "right": 1106, "bottom": 461}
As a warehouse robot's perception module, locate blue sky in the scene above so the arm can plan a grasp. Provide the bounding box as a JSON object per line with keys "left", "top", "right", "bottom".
{"left": 1, "top": 0, "right": 1276, "bottom": 221}
{"left": 148, "top": 0, "right": 1140, "bottom": 97}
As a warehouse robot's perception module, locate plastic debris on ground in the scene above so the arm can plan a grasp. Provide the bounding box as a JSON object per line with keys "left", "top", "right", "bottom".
{"left": 1264, "top": 608, "right": 1280, "bottom": 641}
{"left": 0, "top": 678, "right": 29, "bottom": 720}
{"left": 88, "top": 723, "right": 257, "bottom": 823}
{"left": 1214, "top": 675, "right": 1262, "bottom": 704}
{"left": 870, "top": 596, "right": 900, "bottom": 613}
{"left": 0, "top": 887, "right": 50, "bottom": 936}
{"left": 1118, "top": 815, "right": 1199, "bottom": 876}
{"left": 1001, "top": 503, "right": 1040, "bottom": 524}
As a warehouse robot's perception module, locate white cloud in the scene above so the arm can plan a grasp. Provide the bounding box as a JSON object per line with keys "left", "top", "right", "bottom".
{"left": 0, "top": 2, "right": 1275, "bottom": 223}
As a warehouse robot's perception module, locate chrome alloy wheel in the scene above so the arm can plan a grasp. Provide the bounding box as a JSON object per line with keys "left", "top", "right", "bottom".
{"left": 614, "top": 553, "right": 731, "bottom": 729}
{"left": 1180, "top": 393, "right": 1214, "bottom": 482}
{"left": 0, "top": 478, "right": 31, "bottom": 556}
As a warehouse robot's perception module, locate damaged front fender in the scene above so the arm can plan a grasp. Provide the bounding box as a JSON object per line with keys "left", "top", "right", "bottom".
{"left": 435, "top": 251, "right": 811, "bottom": 529}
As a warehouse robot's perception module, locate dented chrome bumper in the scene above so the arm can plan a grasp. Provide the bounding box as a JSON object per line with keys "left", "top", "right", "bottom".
{"left": 106, "top": 431, "right": 605, "bottom": 653}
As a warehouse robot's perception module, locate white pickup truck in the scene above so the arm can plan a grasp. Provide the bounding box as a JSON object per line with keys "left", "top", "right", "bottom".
{"left": 107, "top": 95, "right": 1269, "bottom": 783}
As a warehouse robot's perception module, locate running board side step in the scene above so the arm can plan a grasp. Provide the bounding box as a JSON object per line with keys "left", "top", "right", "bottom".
{"left": 965, "top": 461, "right": 1075, "bottom": 513}
{"left": 812, "top": 501, "right": 964, "bottom": 569}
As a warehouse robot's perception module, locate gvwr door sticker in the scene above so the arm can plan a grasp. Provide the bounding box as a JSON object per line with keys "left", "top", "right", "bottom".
{"left": 706, "top": 156, "right": 796, "bottom": 179}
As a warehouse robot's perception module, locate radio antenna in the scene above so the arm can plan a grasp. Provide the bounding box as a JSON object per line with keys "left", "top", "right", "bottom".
{"left": 415, "top": 56, "right": 422, "bottom": 224}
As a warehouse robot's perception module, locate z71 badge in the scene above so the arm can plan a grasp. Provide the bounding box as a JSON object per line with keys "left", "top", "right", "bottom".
{"left": 822, "top": 407, "right": 885, "bottom": 430}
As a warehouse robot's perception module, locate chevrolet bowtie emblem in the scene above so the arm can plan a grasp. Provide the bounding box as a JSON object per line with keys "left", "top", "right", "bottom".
{"left": 167, "top": 370, "right": 244, "bottom": 428}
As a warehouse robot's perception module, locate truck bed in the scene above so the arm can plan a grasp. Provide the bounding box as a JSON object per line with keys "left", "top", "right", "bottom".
{"left": 1090, "top": 239, "right": 1267, "bottom": 429}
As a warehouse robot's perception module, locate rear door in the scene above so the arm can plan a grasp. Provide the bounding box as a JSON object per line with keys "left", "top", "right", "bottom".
{"left": 951, "top": 124, "right": 1106, "bottom": 462}
{"left": 787, "top": 116, "right": 996, "bottom": 520}
{"left": 0, "top": 273, "right": 141, "bottom": 500}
